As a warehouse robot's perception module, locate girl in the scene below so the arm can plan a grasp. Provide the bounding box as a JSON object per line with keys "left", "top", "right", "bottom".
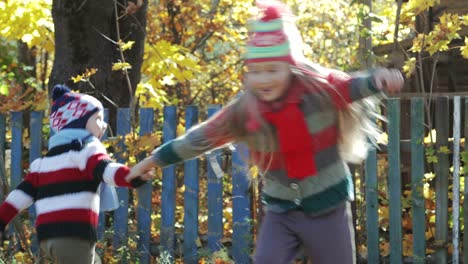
{"left": 128, "top": 1, "right": 404, "bottom": 263}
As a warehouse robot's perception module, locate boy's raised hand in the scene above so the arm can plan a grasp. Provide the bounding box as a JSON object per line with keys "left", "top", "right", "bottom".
{"left": 126, "top": 156, "right": 157, "bottom": 183}
{"left": 373, "top": 68, "right": 404, "bottom": 95}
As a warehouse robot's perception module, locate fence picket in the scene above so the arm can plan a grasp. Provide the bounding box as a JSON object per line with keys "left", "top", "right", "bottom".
{"left": 161, "top": 106, "right": 177, "bottom": 261}
{"left": 10, "top": 112, "right": 22, "bottom": 189}
{"left": 207, "top": 105, "right": 223, "bottom": 252}
{"left": 29, "top": 111, "right": 43, "bottom": 255}
{"left": 231, "top": 144, "right": 251, "bottom": 263}
{"left": 411, "top": 98, "right": 425, "bottom": 263}
{"left": 435, "top": 97, "right": 449, "bottom": 263}
{"left": 183, "top": 106, "right": 200, "bottom": 264}
{"left": 97, "top": 109, "right": 109, "bottom": 241}
{"left": 387, "top": 99, "right": 402, "bottom": 264}
{"left": 463, "top": 97, "right": 468, "bottom": 264}
{"left": 9, "top": 112, "right": 23, "bottom": 248}
{"left": 138, "top": 108, "right": 154, "bottom": 264}
{"left": 452, "top": 96, "right": 461, "bottom": 264}
{"left": 365, "top": 141, "right": 379, "bottom": 263}
{"left": 113, "top": 108, "right": 131, "bottom": 256}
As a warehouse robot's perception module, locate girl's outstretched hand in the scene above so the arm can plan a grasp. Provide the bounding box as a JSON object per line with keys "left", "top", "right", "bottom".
{"left": 373, "top": 68, "right": 405, "bottom": 95}
{"left": 126, "top": 156, "right": 157, "bottom": 182}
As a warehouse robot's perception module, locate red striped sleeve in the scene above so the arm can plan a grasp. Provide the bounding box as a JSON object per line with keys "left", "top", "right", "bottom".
{"left": 36, "top": 209, "right": 99, "bottom": 226}
{"left": 24, "top": 172, "right": 39, "bottom": 187}
{"left": 0, "top": 202, "right": 19, "bottom": 226}
{"left": 327, "top": 73, "right": 352, "bottom": 109}
{"left": 86, "top": 152, "right": 110, "bottom": 179}
{"left": 113, "top": 166, "right": 132, "bottom": 187}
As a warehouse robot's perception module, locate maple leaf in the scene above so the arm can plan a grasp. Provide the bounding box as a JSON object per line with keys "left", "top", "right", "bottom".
{"left": 0, "top": 84, "right": 8, "bottom": 95}
{"left": 119, "top": 40, "right": 135, "bottom": 51}
{"left": 402, "top": 57, "right": 416, "bottom": 78}
{"left": 112, "top": 62, "right": 132, "bottom": 71}
{"left": 71, "top": 74, "right": 84, "bottom": 83}
{"left": 461, "top": 37, "right": 468, "bottom": 59}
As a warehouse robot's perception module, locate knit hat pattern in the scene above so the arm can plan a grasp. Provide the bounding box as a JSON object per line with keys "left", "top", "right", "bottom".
{"left": 49, "top": 85, "right": 103, "bottom": 132}
{"left": 245, "top": 1, "right": 295, "bottom": 64}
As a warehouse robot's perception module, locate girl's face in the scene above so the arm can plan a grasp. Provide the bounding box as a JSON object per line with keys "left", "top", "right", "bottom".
{"left": 86, "top": 111, "right": 107, "bottom": 139}
{"left": 246, "top": 61, "right": 292, "bottom": 102}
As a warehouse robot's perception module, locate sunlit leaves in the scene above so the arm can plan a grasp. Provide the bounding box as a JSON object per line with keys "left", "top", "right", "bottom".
{"left": 0, "top": 84, "right": 8, "bottom": 96}
{"left": 401, "top": 0, "right": 438, "bottom": 20}
{"left": 405, "top": 13, "right": 466, "bottom": 79}
{"left": 461, "top": 37, "right": 468, "bottom": 59}
{"left": 402, "top": 57, "right": 416, "bottom": 77}
{"left": 71, "top": 68, "right": 98, "bottom": 83}
{"left": 135, "top": 83, "right": 169, "bottom": 109}
{"left": 0, "top": 0, "right": 54, "bottom": 52}
{"left": 118, "top": 40, "right": 135, "bottom": 51}
{"left": 112, "top": 61, "right": 132, "bottom": 71}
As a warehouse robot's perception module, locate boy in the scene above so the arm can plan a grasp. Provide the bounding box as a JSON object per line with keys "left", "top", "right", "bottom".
{"left": 0, "top": 85, "right": 151, "bottom": 264}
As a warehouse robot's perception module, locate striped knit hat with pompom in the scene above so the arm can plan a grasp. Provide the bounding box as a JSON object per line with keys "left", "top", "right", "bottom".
{"left": 49, "top": 85, "right": 103, "bottom": 132}
{"left": 245, "top": 1, "right": 297, "bottom": 65}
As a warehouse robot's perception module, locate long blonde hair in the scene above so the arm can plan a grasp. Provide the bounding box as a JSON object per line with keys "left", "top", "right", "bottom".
{"left": 208, "top": 62, "right": 384, "bottom": 169}
{"left": 293, "top": 61, "right": 385, "bottom": 164}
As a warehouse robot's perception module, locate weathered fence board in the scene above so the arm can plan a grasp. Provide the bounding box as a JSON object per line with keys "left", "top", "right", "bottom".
{"left": 138, "top": 108, "right": 154, "bottom": 264}
{"left": 435, "top": 97, "right": 450, "bottom": 263}
{"left": 410, "top": 98, "right": 425, "bottom": 264}
{"left": 387, "top": 98, "right": 402, "bottom": 263}
{"left": 97, "top": 109, "right": 109, "bottom": 240}
{"left": 113, "top": 108, "right": 131, "bottom": 256}
{"left": 207, "top": 105, "right": 224, "bottom": 253}
{"left": 453, "top": 96, "right": 461, "bottom": 264}
{"left": 29, "top": 111, "right": 43, "bottom": 255}
{"left": 160, "top": 106, "right": 177, "bottom": 261}
{"left": 464, "top": 97, "right": 468, "bottom": 264}
{"left": 183, "top": 105, "right": 200, "bottom": 264}
{"left": 365, "top": 136, "right": 379, "bottom": 263}
{"left": 231, "top": 143, "right": 252, "bottom": 263}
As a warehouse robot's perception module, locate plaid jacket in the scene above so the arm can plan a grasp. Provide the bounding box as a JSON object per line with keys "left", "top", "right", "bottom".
{"left": 153, "top": 71, "right": 381, "bottom": 215}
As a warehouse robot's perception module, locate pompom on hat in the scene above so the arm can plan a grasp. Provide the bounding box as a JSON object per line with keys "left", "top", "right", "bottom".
{"left": 49, "top": 85, "right": 103, "bottom": 132}
{"left": 245, "top": 0, "right": 304, "bottom": 65}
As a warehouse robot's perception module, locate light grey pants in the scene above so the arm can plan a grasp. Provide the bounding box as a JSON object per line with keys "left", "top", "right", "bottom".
{"left": 39, "top": 238, "right": 100, "bottom": 264}
{"left": 254, "top": 202, "right": 355, "bottom": 264}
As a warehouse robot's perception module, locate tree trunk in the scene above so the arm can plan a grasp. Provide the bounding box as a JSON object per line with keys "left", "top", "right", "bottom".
{"left": 49, "top": 0, "right": 147, "bottom": 113}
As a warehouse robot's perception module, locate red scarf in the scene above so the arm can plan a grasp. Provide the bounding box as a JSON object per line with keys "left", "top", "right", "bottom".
{"left": 259, "top": 79, "right": 317, "bottom": 179}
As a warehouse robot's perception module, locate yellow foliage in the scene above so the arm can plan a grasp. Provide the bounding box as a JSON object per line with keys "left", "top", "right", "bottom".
{"left": 424, "top": 129, "right": 437, "bottom": 144}
{"left": 118, "top": 40, "right": 135, "bottom": 51}
{"left": 135, "top": 82, "right": 169, "bottom": 109}
{"left": 461, "top": 37, "right": 468, "bottom": 59}
{"left": 0, "top": 0, "right": 54, "bottom": 52}
{"left": 403, "top": 0, "right": 438, "bottom": 17}
{"left": 112, "top": 62, "right": 132, "bottom": 71}
{"left": 71, "top": 68, "right": 98, "bottom": 83}
{"left": 403, "top": 57, "right": 417, "bottom": 78}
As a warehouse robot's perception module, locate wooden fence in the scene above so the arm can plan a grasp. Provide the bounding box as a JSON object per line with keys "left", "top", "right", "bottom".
{"left": 0, "top": 97, "right": 467, "bottom": 263}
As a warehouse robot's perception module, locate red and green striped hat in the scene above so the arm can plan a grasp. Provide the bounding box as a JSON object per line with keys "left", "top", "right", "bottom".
{"left": 245, "top": 1, "right": 295, "bottom": 65}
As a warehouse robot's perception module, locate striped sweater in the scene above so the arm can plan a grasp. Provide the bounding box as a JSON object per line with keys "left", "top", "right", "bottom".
{"left": 0, "top": 129, "right": 145, "bottom": 242}
{"left": 153, "top": 70, "right": 381, "bottom": 215}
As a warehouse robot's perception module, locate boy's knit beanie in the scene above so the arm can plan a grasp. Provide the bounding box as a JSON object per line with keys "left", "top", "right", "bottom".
{"left": 49, "top": 85, "right": 103, "bottom": 132}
